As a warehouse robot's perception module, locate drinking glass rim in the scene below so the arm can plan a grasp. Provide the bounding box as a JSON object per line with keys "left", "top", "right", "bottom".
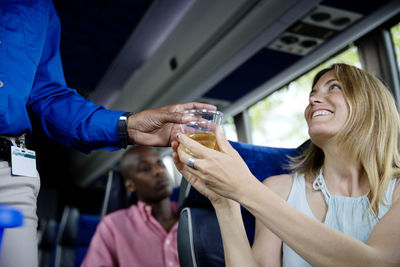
{"left": 183, "top": 109, "right": 223, "bottom": 116}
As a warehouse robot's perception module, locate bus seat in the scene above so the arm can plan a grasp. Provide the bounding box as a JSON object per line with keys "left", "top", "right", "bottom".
{"left": 102, "top": 169, "right": 180, "bottom": 216}
{"left": 171, "top": 186, "right": 180, "bottom": 202}
{"left": 38, "top": 219, "right": 59, "bottom": 267}
{"left": 102, "top": 170, "right": 136, "bottom": 216}
{"left": 55, "top": 206, "right": 100, "bottom": 267}
{"left": 75, "top": 214, "right": 101, "bottom": 265}
{"left": 178, "top": 141, "right": 303, "bottom": 267}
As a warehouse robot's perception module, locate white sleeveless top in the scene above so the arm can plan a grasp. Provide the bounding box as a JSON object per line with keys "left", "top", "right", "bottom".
{"left": 282, "top": 170, "right": 397, "bottom": 267}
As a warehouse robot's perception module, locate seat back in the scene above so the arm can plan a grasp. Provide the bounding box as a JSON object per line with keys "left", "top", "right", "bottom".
{"left": 55, "top": 206, "right": 100, "bottom": 267}
{"left": 74, "top": 214, "right": 101, "bottom": 265}
{"left": 178, "top": 141, "right": 300, "bottom": 267}
{"left": 103, "top": 169, "right": 180, "bottom": 216}
{"left": 38, "top": 219, "right": 60, "bottom": 267}
{"left": 100, "top": 170, "right": 138, "bottom": 217}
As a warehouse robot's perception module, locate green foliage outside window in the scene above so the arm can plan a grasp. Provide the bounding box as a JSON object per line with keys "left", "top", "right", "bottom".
{"left": 390, "top": 23, "right": 400, "bottom": 75}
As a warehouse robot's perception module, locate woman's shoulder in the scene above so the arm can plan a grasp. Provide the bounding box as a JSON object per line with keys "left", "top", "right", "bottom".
{"left": 392, "top": 179, "right": 400, "bottom": 204}
{"left": 262, "top": 173, "right": 295, "bottom": 201}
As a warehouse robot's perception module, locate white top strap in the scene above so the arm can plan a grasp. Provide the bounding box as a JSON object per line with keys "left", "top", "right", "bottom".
{"left": 312, "top": 169, "right": 331, "bottom": 201}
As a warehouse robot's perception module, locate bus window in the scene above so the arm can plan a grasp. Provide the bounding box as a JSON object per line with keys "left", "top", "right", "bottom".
{"left": 224, "top": 116, "right": 238, "bottom": 142}
{"left": 162, "top": 155, "right": 182, "bottom": 187}
{"left": 248, "top": 45, "right": 361, "bottom": 148}
{"left": 390, "top": 23, "right": 400, "bottom": 76}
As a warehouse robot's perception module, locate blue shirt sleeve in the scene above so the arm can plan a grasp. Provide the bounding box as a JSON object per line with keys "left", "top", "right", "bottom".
{"left": 27, "top": 3, "right": 125, "bottom": 153}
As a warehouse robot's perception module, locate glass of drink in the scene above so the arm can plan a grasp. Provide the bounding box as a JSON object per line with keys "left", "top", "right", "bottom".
{"left": 180, "top": 109, "right": 224, "bottom": 152}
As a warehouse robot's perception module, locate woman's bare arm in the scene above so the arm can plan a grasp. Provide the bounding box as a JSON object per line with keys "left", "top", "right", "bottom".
{"left": 240, "top": 178, "right": 400, "bottom": 267}
{"left": 252, "top": 174, "right": 292, "bottom": 267}
{"left": 213, "top": 199, "right": 259, "bottom": 267}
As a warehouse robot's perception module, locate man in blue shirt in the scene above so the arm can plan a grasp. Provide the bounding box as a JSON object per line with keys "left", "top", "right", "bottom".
{"left": 0, "top": 1, "right": 214, "bottom": 266}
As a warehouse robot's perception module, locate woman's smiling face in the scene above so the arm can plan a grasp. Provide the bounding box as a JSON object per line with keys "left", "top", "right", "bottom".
{"left": 304, "top": 70, "right": 349, "bottom": 145}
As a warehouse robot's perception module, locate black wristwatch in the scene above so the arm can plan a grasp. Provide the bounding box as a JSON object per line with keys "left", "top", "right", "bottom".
{"left": 117, "top": 112, "right": 134, "bottom": 148}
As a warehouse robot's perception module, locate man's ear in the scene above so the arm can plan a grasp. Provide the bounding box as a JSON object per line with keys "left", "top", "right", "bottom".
{"left": 125, "top": 179, "right": 136, "bottom": 193}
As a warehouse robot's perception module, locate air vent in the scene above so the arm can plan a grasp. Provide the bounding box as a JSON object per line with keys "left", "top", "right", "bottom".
{"left": 268, "top": 5, "right": 362, "bottom": 56}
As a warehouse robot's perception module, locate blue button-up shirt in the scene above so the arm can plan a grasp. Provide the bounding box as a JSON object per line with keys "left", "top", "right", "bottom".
{"left": 0, "top": 0, "right": 125, "bottom": 152}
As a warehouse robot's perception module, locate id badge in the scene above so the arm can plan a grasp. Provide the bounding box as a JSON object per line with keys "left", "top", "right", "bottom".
{"left": 11, "top": 146, "right": 38, "bottom": 178}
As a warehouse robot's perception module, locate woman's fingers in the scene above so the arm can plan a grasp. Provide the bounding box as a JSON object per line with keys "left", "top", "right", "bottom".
{"left": 182, "top": 165, "right": 205, "bottom": 182}
{"left": 171, "top": 141, "right": 184, "bottom": 169}
{"left": 173, "top": 141, "right": 206, "bottom": 175}
{"left": 177, "top": 144, "right": 205, "bottom": 171}
{"left": 177, "top": 161, "right": 206, "bottom": 188}
{"left": 171, "top": 140, "right": 179, "bottom": 152}
{"left": 176, "top": 143, "right": 215, "bottom": 191}
{"left": 176, "top": 133, "right": 215, "bottom": 159}
{"left": 215, "top": 125, "right": 234, "bottom": 154}
{"left": 172, "top": 151, "right": 185, "bottom": 171}
{"left": 180, "top": 165, "right": 223, "bottom": 203}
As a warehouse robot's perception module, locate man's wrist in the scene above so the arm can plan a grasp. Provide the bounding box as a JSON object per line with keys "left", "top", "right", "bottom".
{"left": 117, "top": 112, "right": 134, "bottom": 148}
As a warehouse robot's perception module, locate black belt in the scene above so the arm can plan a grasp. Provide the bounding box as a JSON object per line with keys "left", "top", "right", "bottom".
{"left": 0, "top": 137, "right": 12, "bottom": 162}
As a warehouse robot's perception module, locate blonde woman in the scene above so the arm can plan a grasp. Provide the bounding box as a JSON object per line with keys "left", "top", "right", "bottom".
{"left": 173, "top": 64, "right": 400, "bottom": 266}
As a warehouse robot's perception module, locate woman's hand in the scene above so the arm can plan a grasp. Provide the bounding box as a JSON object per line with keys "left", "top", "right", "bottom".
{"left": 172, "top": 125, "right": 257, "bottom": 204}
{"left": 172, "top": 139, "right": 223, "bottom": 204}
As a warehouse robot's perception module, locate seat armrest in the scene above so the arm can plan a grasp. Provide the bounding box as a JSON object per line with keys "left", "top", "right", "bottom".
{"left": 178, "top": 207, "right": 225, "bottom": 267}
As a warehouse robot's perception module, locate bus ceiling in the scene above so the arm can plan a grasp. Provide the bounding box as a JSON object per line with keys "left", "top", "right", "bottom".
{"left": 64, "top": 0, "right": 399, "bottom": 187}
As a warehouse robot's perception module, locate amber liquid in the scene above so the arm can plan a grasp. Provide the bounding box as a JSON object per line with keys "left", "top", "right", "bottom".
{"left": 185, "top": 132, "right": 218, "bottom": 154}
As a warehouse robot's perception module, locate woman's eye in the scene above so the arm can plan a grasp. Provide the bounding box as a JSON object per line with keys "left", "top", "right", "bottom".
{"left": 330, "top": 84, "right": 341, "bottom": 90}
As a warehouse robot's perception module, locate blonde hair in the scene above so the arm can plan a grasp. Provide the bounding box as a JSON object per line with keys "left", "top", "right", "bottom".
{"left": 291, "top": 63, "right": 400, "bottom": 213}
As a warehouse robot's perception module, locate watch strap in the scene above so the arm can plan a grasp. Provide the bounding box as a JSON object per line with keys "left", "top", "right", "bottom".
{"left": 118, "top": 112, "right": 134, "bottom": 148}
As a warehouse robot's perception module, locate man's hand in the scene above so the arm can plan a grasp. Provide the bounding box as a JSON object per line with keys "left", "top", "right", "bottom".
{"left": 126, "top": 102, "right": 216, "bottom": 147}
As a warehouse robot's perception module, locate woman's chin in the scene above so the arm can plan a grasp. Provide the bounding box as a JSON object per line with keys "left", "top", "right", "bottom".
{"left": 309, "top": 132, "right": 336, "bottom": 147}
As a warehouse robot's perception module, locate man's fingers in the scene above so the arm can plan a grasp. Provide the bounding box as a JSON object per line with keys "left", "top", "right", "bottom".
{"left": 128, "top": 102, "right": 217, "bottom": 128}
{"left": 180, "top": 102, "right": 216, "bottom": 111}
{"left": 156, "top": 110, "right": 208, "bottom": 125}
{"left": 158, "top": 102, "right": 217, "bottom": 124}
{"left": 156, "top": 111, "right": 186, "bottom": 124}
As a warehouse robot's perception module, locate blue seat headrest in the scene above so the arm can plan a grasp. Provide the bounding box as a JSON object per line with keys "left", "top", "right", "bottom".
{"left": 178, "top": 141, "right": 300, "bottom": 210}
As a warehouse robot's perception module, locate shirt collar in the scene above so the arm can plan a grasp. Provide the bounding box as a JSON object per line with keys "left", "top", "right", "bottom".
{"left": 137, "top": 200, "right": 152, "bottom": 221}
{"left": 137, "top": 200, "right": 178, "bottom": 221}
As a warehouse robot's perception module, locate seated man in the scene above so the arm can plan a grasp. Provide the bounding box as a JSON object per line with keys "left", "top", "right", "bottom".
{"left": 82, "top": 146, "right": 179, "bottom": 267}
